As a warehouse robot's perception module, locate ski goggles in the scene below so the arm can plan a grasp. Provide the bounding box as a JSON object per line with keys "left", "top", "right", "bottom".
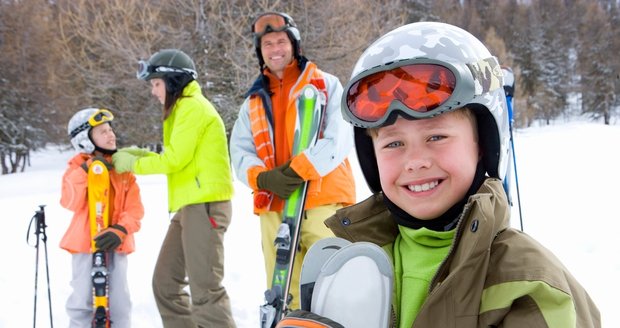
{"left": 252, "top": 12, "right": 294, "bottom": 38}
{"left": 136, "top": 60, "right": 197, "bottom": 80}
{"left": 342, "top": 57, "right": 503, "bottom": 128}
{"left": 70, "top": 109, "right": 114, "bottom": 138}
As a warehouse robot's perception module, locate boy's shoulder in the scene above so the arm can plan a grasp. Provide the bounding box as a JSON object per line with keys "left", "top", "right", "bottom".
{"left": 65, "top": 152, "right": 90, "bottom": 167}
{"left": 325, "top": 193, "right": 398, "bottom": 245}
{"left": 490, "top": 228, "right": 572, "bottom": 283}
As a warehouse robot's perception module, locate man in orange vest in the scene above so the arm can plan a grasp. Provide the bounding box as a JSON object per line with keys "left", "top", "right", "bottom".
{"left": 229, "top": 12, "right": 356, "bottom": 310}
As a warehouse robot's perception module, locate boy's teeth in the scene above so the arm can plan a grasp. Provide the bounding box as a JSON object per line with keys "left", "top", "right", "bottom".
{"left": 408, "top": 180, "right": 438, "bottom": 192}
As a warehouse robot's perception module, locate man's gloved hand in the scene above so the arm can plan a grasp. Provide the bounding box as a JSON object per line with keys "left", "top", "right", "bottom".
{"left": 117, "top": 147, "right": 152, "bottom": 158}
{"left": 94, "top": 224, "right": 127, "bottom": 251}
{"left": 112, "top": 151, "right": 138, "bottom": 173}
{"left": 257, "top": 161, "right": 304, "bottom": 199}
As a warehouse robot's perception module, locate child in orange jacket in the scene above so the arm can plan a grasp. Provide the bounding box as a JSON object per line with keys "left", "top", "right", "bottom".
{"left": 60, "top": 108, "right": 144, "bottom": 328}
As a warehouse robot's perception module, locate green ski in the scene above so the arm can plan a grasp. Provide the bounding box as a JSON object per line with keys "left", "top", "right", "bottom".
{"left": 260, "top": 84, "right": 324, "bottom": 328}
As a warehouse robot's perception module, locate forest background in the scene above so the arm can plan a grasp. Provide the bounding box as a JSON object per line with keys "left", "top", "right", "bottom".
{"left": 1, "top": 0, "right": 619, "bottom": 174}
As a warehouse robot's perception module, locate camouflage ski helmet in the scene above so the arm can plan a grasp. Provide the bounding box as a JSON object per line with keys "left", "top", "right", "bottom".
{"left": 342, "top": 22, "right": 510, "bottom": 192}
{"left": 68, "top": 108, "right": 114, "bottom": 154}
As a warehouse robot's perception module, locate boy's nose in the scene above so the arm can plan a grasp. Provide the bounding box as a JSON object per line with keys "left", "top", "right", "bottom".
{"left": 404, "top": 152, "right": 432, "bottom": 172}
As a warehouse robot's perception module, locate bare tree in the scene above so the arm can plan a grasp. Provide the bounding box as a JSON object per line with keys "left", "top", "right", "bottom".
{"left": 55, "top": 0, "right": 167, "bottom": 146}
{"left": 577, "top": 0, "right": 615, "bottom": 124}
{"left": 0, "top": 0, "right": 54, "bottom": 174}
{"left": 3, "top": 0, "right": 620, "bottom": 175}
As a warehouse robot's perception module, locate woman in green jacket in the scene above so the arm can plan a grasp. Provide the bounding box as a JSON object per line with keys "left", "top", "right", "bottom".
{"left": 113, "top": 49, "right": 236, "bottom": 328}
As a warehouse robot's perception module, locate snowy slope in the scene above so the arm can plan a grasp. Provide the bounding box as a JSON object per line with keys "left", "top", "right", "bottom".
{"left": 1, "top": 121, "right": 617, "bottom": 327}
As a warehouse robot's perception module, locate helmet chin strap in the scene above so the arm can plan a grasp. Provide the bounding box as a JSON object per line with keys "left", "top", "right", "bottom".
{"left": 94, "top": 145, "right": 116, "bottom": 155}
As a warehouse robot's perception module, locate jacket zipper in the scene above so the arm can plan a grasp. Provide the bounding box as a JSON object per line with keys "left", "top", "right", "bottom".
{"left": 408, "top": 201, "right": 474, "bottom": 327}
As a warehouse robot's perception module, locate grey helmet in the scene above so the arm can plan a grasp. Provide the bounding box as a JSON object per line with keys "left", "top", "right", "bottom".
{"left": 67, "top": 108, "right": 114, "bottom": 154}
{"left": 342, "top": 22, "right": 509, "bottom": 192}
{"left": 136, "top": 49, "right": 197, "bottom": 81}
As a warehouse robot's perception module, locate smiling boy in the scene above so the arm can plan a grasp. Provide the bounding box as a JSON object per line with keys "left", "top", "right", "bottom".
{"left": 319, "top": 22, "right": 601, "bottom": 327}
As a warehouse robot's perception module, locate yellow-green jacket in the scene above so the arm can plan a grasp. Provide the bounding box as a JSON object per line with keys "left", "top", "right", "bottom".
{"left": 133, "top": 80, "right": 233, "bottom": 212}
{"left": 325, "top": 178, "right": 600, "bottom": 328}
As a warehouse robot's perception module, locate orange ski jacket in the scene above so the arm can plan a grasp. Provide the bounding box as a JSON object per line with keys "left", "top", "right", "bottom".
{"left": 231, "top": 60, "right": 356, "bottom": 214}
{"left": 60, "top": 153, "right": 144, "bottom": 254}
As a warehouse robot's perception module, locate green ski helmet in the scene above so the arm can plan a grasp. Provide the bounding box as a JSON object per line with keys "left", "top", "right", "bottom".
{"left": 341, "top": 22, "right": 509, "bottom": 192}
{"left": 136, "top": 49, "right": 197, "bottom": 81}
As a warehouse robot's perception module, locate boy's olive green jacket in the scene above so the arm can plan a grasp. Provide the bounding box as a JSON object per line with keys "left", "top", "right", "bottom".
{"left": 325, "top": 178, "right": 600, "bottom": 328}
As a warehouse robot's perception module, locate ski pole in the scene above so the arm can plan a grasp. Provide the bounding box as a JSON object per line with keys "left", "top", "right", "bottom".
{"left": 505, "top": 94, "right": 524, "bottom": 231}
{"left": 502, "top": 66, "right": 524, "bottom": 231}
{"left": 27, "top": 205, "right": 54, "bottom": 328}
{"left": 508, "top": 119, "right": 524, "bottom": 231}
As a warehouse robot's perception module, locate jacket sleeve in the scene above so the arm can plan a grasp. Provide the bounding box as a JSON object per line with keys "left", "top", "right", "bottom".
{"left": 481, "top": 229, "right": 601, "bottom": 327}
{"left": 114, "top": 173, "right": 144, "bottom": 235}
{"left": 230, "top": 97, "right": 267, "bottom": 188}
{"left": 60, "top": 162, "right": 88, "bottom": 212}
{"left": 290, "top": 72, "right": 354, "bottom": 180}
{"left": 133, "top": 98, "right": 205, "bottom": 175}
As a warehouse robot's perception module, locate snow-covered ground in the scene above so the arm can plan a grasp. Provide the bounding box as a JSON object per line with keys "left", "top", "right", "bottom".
{"left": 1, "top": 120, "right": 617, "bottom": 327}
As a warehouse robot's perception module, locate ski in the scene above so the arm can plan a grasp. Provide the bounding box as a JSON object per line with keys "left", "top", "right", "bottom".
{"left": 300, "top": 237, "right": 351, "bottom": 311}
{"left": 306, "top": 240, "right": 393, "bottom": 328}
{"left": 260, "top": 84, "right": 324, "bottom": 328}
{"left": 88, "top": 159, "right": 111, "bottom": 328}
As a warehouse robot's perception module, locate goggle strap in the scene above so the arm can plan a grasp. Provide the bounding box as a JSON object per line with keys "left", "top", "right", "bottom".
{"left": 154, "top": 66, "right": 197, "bottom": 79}
{"left": 466, "top": 57, "right": 503, "bottom": 96}
{"left": 136, "top": 62, "right": 197, "bottom": 80}
{"left": 69, "top": 122, "right": 90, "bottom": 138}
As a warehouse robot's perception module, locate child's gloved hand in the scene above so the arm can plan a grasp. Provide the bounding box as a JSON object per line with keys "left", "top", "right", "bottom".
{"left": 112, "top": 151, "right": 138, "bottom": 173}
{"left": 80, "top": 155, "right": 113, "bottom": 172}
{"left": 117, "top": 147, "right": 152, "bottom": 158}
{"left": 94, "top": 224, "right": 127, "bottom": 251}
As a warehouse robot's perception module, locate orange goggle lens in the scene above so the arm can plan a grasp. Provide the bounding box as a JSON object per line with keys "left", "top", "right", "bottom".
{"left": 346, "top": 64, "right": 456, "bottom": 122}
{"left": 252, "top": 13, "right": 288, "bottom": 36}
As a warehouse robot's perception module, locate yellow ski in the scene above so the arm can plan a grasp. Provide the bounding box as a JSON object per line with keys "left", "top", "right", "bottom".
{"left": 87, "top": 159, "right": 111, "bottom": 328}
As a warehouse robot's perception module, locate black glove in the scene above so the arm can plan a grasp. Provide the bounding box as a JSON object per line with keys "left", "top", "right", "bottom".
{"left": 81, "top": 155, "right": 114, "bottom": 172}
{"left": 257, "top": 161, "right": 304, "bottom": 199}
{"left": 94, "top": 224, "right": 127, "bottom": 251}
{"left": 92, "top": 155, "right": 114, "bottom": 170}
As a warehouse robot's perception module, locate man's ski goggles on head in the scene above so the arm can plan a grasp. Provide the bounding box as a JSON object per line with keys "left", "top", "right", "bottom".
{"left": 70, "top": 109, "right": 114, "bottom": 138}
{"left": 342, "top": 57, "right": 503, "bottom": 128}
{"left": 252, "top": 12, "right": 294, "bottom": 38}
{"left": 136, "top": 60, "right": 197, "bottom": 80}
